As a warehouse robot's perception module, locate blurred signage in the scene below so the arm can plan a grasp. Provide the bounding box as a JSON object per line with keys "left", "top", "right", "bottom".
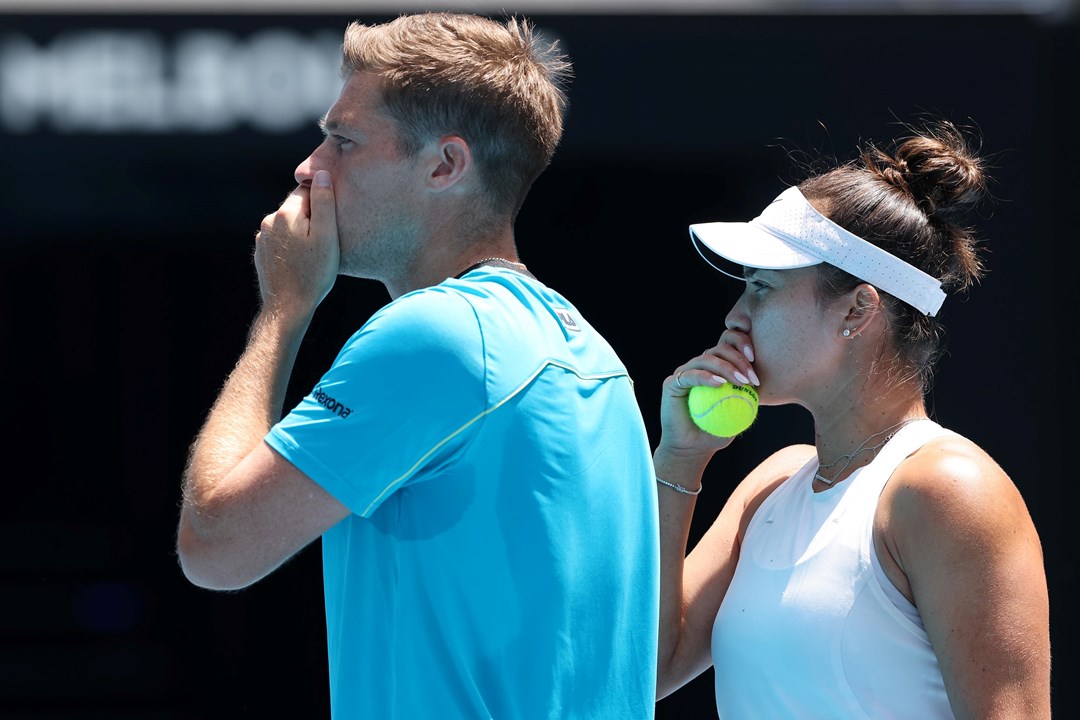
{"left": 0, "top": 0, "right": 1069, "bottom": 134}
{"left": 0, "top": 28, "right": 344, "bottom": 133}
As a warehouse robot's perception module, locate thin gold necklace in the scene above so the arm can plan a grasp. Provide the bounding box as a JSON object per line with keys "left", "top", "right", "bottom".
{"left": 814, "top": 418, "right": 920, "bottom": 486}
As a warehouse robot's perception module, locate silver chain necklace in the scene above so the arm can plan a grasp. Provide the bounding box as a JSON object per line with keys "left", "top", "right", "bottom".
{"left": 814, "top": 418, "right": 920, "bottom": 486}
{"left": 456, "top": 257, "right": 534, "bottom": 279}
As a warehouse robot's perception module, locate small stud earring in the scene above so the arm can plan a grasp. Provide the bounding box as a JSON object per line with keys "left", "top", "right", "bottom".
{"left": 842, "top": 328, "right": 852, "bottom": 337}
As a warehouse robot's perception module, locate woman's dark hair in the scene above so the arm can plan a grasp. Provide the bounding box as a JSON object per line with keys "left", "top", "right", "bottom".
{"left": 799, "top": 118, "right": 990, "bottom": 390}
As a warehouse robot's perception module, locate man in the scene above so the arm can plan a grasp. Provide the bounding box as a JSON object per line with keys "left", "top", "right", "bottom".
{"left": 177, "top": 12, "right": 659, "bottom": 719}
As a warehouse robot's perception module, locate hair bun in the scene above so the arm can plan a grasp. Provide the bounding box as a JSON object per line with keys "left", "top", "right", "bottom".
{"left": 867, "top": 120, "right": 987, "bottom": 223}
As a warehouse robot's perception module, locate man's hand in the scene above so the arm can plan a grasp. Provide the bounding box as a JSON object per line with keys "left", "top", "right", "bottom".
{"left": 255, "top": 169, "right": 340, "bottom": 316}
{"left": 179, "top": 169, "right": 349, "bottom": 590}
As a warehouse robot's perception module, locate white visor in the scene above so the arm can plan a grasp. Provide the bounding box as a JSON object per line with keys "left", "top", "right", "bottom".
{"left": 689, "top": 186, "right": 946, "bottom": 317}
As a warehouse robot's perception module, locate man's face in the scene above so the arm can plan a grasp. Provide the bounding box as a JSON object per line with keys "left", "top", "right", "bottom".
{"left": 294, "top": 71, "right": 423, "bottom": 281}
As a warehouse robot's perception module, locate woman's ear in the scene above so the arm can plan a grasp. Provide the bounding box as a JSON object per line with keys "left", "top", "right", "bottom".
{"left": 840, "top": 283, "right": 882, "bottom": 338}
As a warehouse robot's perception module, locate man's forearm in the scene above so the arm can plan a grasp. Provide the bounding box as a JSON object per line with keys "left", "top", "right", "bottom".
{"left": 181, "top": 308, "right": 311, "bottom": 522}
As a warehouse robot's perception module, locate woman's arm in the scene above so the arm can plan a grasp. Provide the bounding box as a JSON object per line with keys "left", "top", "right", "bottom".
{"left": 883, "top": 436, "right": 1051, "bottom": 719}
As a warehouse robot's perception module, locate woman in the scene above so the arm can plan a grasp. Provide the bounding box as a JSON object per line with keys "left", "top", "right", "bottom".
{"left": 654, "top": 120, "right": 1050, "bottom": 718}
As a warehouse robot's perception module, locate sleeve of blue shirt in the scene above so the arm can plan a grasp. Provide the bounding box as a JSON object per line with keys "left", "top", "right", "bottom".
{"left": 265, "top": 286, "right": 487, "bottom": 517}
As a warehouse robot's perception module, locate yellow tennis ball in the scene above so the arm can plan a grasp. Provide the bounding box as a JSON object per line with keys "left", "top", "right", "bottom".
{"left": 687, "top": 382, "right": 759, "bottom": 437}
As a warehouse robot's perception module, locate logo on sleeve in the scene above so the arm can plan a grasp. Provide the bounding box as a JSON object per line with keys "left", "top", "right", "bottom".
{"left": 554, "top": 306, "right": 581, "bottom": 332}
{"left": 312, "top": 386, "right": 352, "bottom": 418}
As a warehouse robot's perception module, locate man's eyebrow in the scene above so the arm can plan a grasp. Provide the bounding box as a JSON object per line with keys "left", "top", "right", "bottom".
{"left": 318, "top": 117, "right": 357, "bottom": 136}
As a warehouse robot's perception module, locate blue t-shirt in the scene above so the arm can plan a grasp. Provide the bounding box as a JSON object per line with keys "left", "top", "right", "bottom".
{"left": 266, "top": 267, "right": 660, "bottom": 719}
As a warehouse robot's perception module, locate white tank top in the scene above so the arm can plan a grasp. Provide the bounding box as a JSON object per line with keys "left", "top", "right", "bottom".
{"left": 712, "top": 419, "right": 956, "bottom": 719}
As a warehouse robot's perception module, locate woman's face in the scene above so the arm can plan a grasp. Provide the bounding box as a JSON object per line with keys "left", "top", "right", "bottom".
{"left": 724, "top": 266, "right": 845, "bottom": 405}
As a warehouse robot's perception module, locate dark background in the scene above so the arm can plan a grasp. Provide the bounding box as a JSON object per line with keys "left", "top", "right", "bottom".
{"left": 1, "top": 7, "right": 1075, "bottom": 719}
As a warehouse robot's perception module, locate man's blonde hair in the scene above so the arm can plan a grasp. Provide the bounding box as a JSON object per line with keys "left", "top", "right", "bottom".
{"left": 342, "top": 12, "right": 572, "bottom": 218}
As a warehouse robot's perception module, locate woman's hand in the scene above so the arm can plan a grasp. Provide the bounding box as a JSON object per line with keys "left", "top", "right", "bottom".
{"left": 657, "top": 328, "right": 760, "bottom": 461}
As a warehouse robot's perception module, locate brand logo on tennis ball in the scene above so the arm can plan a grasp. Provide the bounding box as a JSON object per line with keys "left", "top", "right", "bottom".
{"left": 687, "top": 383, "right": 759, "bottom": 437}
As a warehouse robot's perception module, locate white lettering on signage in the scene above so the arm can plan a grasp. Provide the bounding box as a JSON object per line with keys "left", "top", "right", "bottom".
{"left": 0, "top": 29, "right": 344, "bottom": 133}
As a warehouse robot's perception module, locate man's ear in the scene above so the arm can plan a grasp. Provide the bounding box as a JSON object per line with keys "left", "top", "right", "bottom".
{"left": 840, "top": 283, "right": 882, "bottom": 338}
{"left": 428, "top": 135, "right": 472, "bottom": 191}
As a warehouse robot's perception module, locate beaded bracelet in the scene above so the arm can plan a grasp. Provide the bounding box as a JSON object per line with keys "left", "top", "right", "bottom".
{"left": 655, "top": 475, "right": 702, "bottom": 496}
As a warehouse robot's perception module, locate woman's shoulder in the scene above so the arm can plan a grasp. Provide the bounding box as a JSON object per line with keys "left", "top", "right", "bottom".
{"left": 885, "top": 431, "right": 1030, "bottom": 541}
{"left": 895, "top": 432, "right": 1010, "bottom": 498}
{"left": 732, "top": 443, "right": 817, "bottom": 517}
{"left": 755, "top": 443, "right": 818, "bottom": 480}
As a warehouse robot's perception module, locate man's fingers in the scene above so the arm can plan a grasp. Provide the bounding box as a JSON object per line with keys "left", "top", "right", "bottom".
{"left": 308, "top": 170, "right": 338, "bottom": 241}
